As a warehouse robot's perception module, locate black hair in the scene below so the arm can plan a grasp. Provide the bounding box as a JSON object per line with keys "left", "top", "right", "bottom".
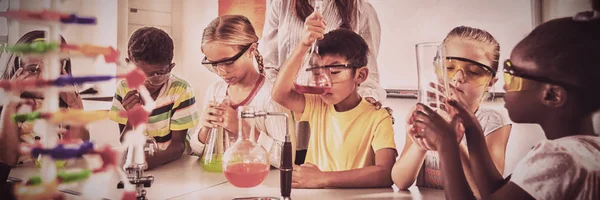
{"left": 514, "top": 16, "right": 600, "bottom": 110}
{"left": 317, "top": 29, "right": 369, "bottom": 68}
{"left": 127, "top": 27, "right": 174, "bottom": 65}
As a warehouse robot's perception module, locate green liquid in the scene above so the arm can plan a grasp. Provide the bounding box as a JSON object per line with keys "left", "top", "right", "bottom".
{"left": 200, "top": 155, "right": 223, "bottom": 172}
{"left": 35, "top": 159, "right": 67, "bottom": 168}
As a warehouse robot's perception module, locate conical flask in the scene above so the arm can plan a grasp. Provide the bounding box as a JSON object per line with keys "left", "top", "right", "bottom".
{"left": 222, "top": 106, "right": 270, "bottom": 188}
{"left": 200, "top": 95, "right": 234, "bottom": 172}
{"left": 293, "top": 0, "right": 332, "bottom": 95}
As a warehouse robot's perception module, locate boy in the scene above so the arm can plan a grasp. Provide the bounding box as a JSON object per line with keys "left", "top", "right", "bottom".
{"left": 272, "top": 12, "right": 397, "bottom": 188}
{"left": 109, "top": 27, "right": 199, "bottom": 169}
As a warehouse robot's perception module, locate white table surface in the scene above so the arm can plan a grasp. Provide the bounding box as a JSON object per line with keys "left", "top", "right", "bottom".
{"left": 9, "top": 155, "right": 228, "bottom": 200}
{"left": 172, "top": 170, "right": 445, "bottom": 200}
{"left": 10, "top": 155, "right": 445, "bottom": 199}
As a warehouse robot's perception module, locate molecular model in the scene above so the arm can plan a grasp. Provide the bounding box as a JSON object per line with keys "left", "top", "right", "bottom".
{"left": 1, "top": 2, "right": 156, "bottom": 200}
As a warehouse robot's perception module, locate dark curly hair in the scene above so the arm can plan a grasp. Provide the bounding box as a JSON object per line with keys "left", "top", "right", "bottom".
{"left": 127, "top": 27, "right": 174, "bottom": 65}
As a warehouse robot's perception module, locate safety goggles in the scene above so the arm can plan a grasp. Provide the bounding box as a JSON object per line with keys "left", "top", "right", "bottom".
{"left": 201, "top": 43, "right": 253, "bottom": 73}
{"left": 144, "top": 73, "right": 171, "bottom": 86}
{"left": 503, "top": 59, "right": 582, "bottom": 92}
{"left": 125, "top": 58, "right": 173, "bottom": 86}
{"left": 307, "top": 63, "right": 361, "bottom": 84}
{"left": 435, "top": 56, "right": 496, "bottom": 86}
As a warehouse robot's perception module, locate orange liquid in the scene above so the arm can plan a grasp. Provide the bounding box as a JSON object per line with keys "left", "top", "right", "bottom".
{"left": 224, "top": 163, "right": 270, "bottom": 188}
{"left": 293, "top": 84, "right": 331, "bottom": 95}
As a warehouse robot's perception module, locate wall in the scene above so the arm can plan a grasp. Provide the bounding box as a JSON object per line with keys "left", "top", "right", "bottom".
{"left": 179, "top": 0, "right": 221, "bottom": 108}
{"left": 542, "top": 0, "right": 593, "bottom": 22}
{"left": 369, "top": 0, "right": 533, "bottom": 92}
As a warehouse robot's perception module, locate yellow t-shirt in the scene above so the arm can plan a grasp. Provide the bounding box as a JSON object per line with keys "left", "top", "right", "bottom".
{"left": 300, "top": 95, "right": 396, "bottom": 172}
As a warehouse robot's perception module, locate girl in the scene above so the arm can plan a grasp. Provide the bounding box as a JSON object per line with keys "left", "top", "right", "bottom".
{"left": 189, "top": 15, "right": 295, "bottom": 168}
{"left": 411, "top": 11, "right": 600, "bottom": 199}
{"left": 392, "top": 26, "right": 512, "bottom": 195}
{"left": 0, "top": 31, "right": 88, "bottom": 167}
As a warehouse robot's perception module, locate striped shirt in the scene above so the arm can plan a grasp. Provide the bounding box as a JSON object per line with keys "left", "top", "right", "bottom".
{"left": 259, "top": 0, "right": 386, "bottom": 101}
{"left": 109, "top": 74, "right": 199, "bottom": 150}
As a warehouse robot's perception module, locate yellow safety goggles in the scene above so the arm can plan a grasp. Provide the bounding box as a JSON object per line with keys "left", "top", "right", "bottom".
{"left": 435, "top": 57, "right": 496, "bottom": 86}
{"left": 503, "top": 59, "right": 582, "bottom": 92}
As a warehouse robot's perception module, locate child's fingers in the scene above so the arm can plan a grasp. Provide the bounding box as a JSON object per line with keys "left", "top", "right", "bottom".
{"left": 428, "top": 82, "right": 447, "bottom": 94}
{"left": 413, "top": 110, "right": 434, "bottom": 126}
{"left": 11, "top": 68, "right": 24, "bottom": 80}
{"left": 427, "top": 90, "right": 447, "bottom": 103}
{"left": 416, "top": 103, "right": 445, "bottom": 123}
{"left": 421, "top": 138, "right": 436, "bottom": 151}
{"left": 428, "top": 102, "right": 449, "bottom": 113}
{"left": 302, "top": 162, "right": 317, "bottom": 168}
{"left": 415, "top": 138, "right": 429, "bottom": 151}
{"left": 291, "top": 182, "right": 302, "bottom": 188}
{"left": 205, "top": 115, "right": 222, "bottom": 123}
{"left": 207, "top": 107, "right": 223, "bottom": 116}
{"left": 202, "top": 120, "right": 215, "bottom": 128}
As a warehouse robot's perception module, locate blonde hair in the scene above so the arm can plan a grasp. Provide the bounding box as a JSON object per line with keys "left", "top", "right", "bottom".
{"left": 443, "top": 26, "right": 500, "bottom": 72}
{"left": 201, "top": 15, "right": 264, "bottom": 74}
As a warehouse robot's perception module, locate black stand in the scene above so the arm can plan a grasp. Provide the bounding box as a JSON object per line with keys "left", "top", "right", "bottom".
{"left": 117, "top": 164, "right": 154, "bottom": 200}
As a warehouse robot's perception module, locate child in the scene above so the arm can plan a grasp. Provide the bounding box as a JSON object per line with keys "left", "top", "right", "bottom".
{"left": 410, "top": 11, "right": 600, "bottom": 199}
{"left": 392, "top": 26, "right": 511, "bottom": 195}
{"left": 1, "top": 30, "right": 86, "bottom": 199}
{"left": 0, "top": 31, "right": 88, "bottom": 166}
{"left": 188, "top": 15, "right": 295, "bottom": 167}
{"left": 108, "top": 27, "right": 199, "bottom": 169}
{"left": 272, "top": 11, "right": 396, "bottom": 188}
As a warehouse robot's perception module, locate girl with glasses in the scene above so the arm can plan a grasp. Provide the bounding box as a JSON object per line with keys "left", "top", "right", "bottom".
{"left": 393, "top": 26, "right": 512, "bottom": 197}
{"left": 189, "top": 15, "right": 295, "bottom": 168}
{"left": 0, "top": 31, "right": 88, "bottom": 196}
{"left": 409, "top": 8, "right": 600, "bottom": 199}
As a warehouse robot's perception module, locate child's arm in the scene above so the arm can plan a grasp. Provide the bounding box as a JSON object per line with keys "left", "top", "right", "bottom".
{"left": 483, "top": 125, "right": 511, "bottom": 175}
{"left": 145, "top": 130, "right": 186, "bottom": 169}
{"left": 413, "top": 102, "right": 534, "bottom": 200}
{"left": 0, "top": 103, "right": 22, "bottom": 166}
{"left": 293, "top": 148, "right": 396, "bottom": 188}
{"left": 271, "top": 11, "right": 326, "bottom": 113}
{"left": 271, "top": 41, "right": 309, "bottom": 113}
{"left": 391, "top": 132, "right": 427, "bottom": 189}
{"left": 146, "top": 85, "right": 198, "bottom": 169}
{"left": 450, "top": 101, "right": 507, "bottom": 197}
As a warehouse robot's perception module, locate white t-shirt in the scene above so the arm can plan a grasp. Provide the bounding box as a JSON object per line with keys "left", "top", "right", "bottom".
{"left": 188, "top": 78, "right": 293, "bottom": 168}
{"left": 511, "top": 135, "right": 600, "bottom": 200}
{"left": 418, "top": 107, "right": 512, "bottom": 188}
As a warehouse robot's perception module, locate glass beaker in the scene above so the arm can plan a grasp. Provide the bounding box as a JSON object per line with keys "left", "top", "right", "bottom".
{"left": 200, "top": 95, "right": 234, "bottom": 172}
{"left": 222, "top": 106, "right": 270, "bottom": 188}
{"left": 293, "top": 0, "right": 332, "bottom": 95}
{"left": 416, "top": 42, "right": 450, "bottom": 116}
